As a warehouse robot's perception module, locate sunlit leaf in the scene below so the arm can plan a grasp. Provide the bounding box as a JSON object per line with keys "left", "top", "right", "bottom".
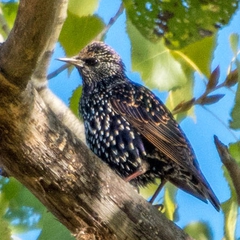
{"left": 0, "top": 218, "right": 12, "bottom": 240}
{"left": 229, "top": 142, "right": 240, "bottom": 165}
{"left": 38, "top": 210, "right": 74, "bottom": 240}
{"left": 139, "top": 180, "right": 160, "bottom": 201}
{"left": 173, "top": 35, "right": 216, "bottom": 77}
{"left": 229, "top": 33, "right": 239, "bottom": 57}
{"left": 69, "top": 85, "right": 82, "bottom": 118}
{"left": 162, "top": 183, "right": 177, "bottom": 221}
{"left": 0, "top": 2, "right": 18, "bottom": 38}
{"left": 124, "top": 0, "right": 238, "bottom": 49}
{"left": 127, "top": 20, "right": 188, "bottom": 91}
{"left": 59, "top": 12, "right": 105, "bottom": 56}
{"left": 1, "top": 178, "right": 43, "bottom": 233}
{"left": 165, "top": 77, "right": 195, "bottom": 122}
{"left": 222, "top": 198, "right": 238, "bottom": 240}
{"left": 68, "top": 0, "right": 99, "bottom": 17}
{"left": 220, "top": 142, "right": 239, "bottom": 240}
{"left": 184, "top": 221, "right": 212, "bottom": 240}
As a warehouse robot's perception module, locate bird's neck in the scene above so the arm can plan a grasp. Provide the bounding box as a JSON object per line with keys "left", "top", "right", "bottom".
{"left": 82, "top": 74, "right": 127, "bottom": 94}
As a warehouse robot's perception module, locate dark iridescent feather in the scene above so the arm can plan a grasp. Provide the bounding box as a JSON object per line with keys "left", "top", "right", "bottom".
{"left": 59, "top": 41, "right": 220, "bottom": 211}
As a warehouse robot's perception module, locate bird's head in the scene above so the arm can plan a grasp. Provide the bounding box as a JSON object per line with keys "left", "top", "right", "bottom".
{"left": 58, "top": 41, "right": 125, "bottom": 85}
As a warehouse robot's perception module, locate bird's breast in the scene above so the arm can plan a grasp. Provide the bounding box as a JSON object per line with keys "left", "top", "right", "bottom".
{"left": 80, "top": 92, "right": 147, "bottom": 178}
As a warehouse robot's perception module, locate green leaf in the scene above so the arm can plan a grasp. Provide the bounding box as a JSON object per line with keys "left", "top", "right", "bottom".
{"left": 38, "top": 210, "right": 74, "bottom": 240}
{"left": 165, "top": 36, "right": 216, "bottom": 121}
{"left": 124, "top": 0, "right": 238, "bottom": 49}
{"left": 0, "top": 2, "right": 18, "bottom": 38}
{"left": 139, "top": 179, "right": 160, "bottom": 201}
{"left": 162, "top": 183, "right": 177, "bottom": 221}
{"left": 230, "top": 60, "right": 240, "bottom": 129}
{"left": 1, "top": 178, "right": 44, "bottom": 233}
{"left": 173, "top": 35, "right": 216, "bottom": 77}
{"left": 68, "top": 0, "right": 99, "bottom": 17}
{"left": 165, "top": 77, "right": 194, "bottom": 122}
{"left": 0, "top": 218, "right": 12, "bottom": 240}
{"left": 127, "top": 19, "right": 188, "bottom": 91}
{"left": 220, "top": 142, "right": 239, "bottom": 240}
{"left": 221, "top": 198, "right": 238, "bottom": 240}
{"left": 69, "top": 85, "right": 82, "bottom": 119}
{"left": 59, "top": 12, "right": 105, "bottom": 56}
{"left": 229, "top": 33, "right": 239, "bottom": 57}
{"left": 229, "top": 142, "right": 240, "bottom": 165}
{"left": 184, "top": 221, "right": 212, "bottom": 240}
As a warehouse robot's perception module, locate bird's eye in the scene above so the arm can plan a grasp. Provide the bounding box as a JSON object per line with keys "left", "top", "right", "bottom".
{"left": 84, "top": 58, "right": 99, "bottom": 66}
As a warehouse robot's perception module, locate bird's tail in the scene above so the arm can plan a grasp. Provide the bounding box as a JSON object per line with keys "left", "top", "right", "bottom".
{"left": 168, "top": 169, "right": 220, "bottom": 211}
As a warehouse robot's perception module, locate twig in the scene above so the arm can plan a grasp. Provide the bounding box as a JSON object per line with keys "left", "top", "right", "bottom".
{"left": 95, "top": 3, "right": 124, "bottom": 41}
{"left": 201, "top": 105, "right": 238, "bottom": 141}
{"left": 47, "top": 63, "right": 69, "bottom": 80}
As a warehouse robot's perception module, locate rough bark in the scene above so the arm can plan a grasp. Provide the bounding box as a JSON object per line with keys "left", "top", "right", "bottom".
{"left": 0, "top": 0, "right": 192, "bottom": 239}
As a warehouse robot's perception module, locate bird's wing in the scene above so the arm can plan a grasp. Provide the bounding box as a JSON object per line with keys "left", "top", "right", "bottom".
{"left": 110, "top": 82, "right": 197, "bottom": 171}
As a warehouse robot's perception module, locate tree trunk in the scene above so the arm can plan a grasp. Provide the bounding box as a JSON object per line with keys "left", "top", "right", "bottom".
{"left": 0, "top": 1, "right": 192, "bottom": 239}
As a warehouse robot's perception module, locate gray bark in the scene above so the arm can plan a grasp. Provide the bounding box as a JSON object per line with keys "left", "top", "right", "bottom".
{"left": 0, "top": 0, "right": 192, "bottom": 239}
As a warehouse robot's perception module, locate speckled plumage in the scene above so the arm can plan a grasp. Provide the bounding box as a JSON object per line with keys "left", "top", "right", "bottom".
{"left": 59, "top": 41, "right": 220, "bottom": 211}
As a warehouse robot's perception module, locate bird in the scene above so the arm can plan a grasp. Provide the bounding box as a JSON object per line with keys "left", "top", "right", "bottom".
{"left": 59, "top": 41, "right": 220, "bottom": 211}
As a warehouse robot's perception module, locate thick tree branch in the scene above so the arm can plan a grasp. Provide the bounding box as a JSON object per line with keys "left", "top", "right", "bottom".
{"left": 0, "top": 0, "right": 192, "bottom": 239}
{"left": 0, "top": 0, "right": 67, "bottom": 89}
{"left": 0, "top": 75, "right": 191, "bottom": 240}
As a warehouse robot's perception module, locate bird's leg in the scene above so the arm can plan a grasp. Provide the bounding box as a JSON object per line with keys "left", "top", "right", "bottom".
{"left": 124, "top": 170, "right": 145, "bottom": 182}
{"left": 149, "top": 179, "right": 167, "bottom": 204}
{"left": 124, "top": 161, "right": 149, "bottom": 182}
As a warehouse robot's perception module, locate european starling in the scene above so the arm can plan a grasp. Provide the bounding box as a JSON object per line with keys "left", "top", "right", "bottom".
{"left": 59, "top": 41, "right": 220, "bottom": 211}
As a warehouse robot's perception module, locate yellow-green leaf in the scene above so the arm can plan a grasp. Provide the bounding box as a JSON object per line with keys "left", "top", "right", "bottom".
{"left": 124, "top": 0, "right": 238, "bottom": 49}
{"left": 38, "top": 210, "right": 74, "bottom": 240}
{"left": 59, "top": 12, "right": 105, "bottom": 56}
{"left": 229, "top": 33, "right": 239, "bottom": 57}
{"left": 68, "top": 0, "right": 99, "bottom": 17}
{"left": 230, "top": 60, "right": 240, "bottom": 129}
{"left": 0, "top": 218, "right": 12, "bottom": 240}
{"left": 127, "top": 19, "right": 188, "bottom": 91}
{"left": 184, "top": 221, "right": 212, "bottom": 240}
{"left": 69, "top": 85, "right": 82, "bottom": 119}
{"left": 221, "top": 198, "right": 238, "bottom": 240}
{"left": 162, "top": 183, "right": 177, "bottom": 221}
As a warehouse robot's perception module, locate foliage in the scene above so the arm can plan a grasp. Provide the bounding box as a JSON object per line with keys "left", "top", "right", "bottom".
{"left": 123, "top": 0, "right": 239, "bottom": 48}
{"left": 0, "top": 0, "right": 240, "bottom": 239}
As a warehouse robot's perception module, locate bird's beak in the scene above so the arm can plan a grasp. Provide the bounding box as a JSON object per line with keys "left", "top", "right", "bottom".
{"left": 58, "top": 57, "right": 83, "bottom": 67}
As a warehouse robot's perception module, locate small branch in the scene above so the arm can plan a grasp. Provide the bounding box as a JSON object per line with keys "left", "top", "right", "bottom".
{"left": 47, "top": 63, "right": 69, "bottom": 80}
{"left": 0, "top": 0, "right": 68, "bottom": 89}
{"left": 201, "top": 106, "right": 238, "bottom": 141}
{"left": 214, "top": 136, "right": 240, "bottom": 205}
{"left": 95, "top": 3, "right": 124, "bottom": 41}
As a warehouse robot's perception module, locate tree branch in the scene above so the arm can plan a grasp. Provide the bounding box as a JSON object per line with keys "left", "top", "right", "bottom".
{"left": 0, "top": 0, "right": 68, "bottom": 89}
{"left": 0, "top": 75, "right": 191, "bottom": 239}
{"left": 0, "top": 0, "right": 192, "bottom": 239}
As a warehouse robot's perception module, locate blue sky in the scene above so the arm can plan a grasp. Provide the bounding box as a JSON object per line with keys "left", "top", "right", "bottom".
{"left": 15, "top": 1, "right": 240, "bottom": 239}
